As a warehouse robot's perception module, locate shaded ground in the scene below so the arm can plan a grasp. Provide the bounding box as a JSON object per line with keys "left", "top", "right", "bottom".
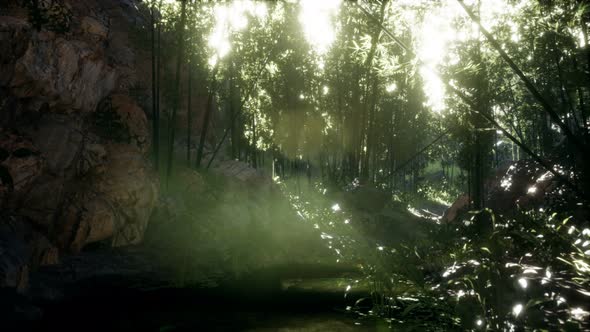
{"left": 4, "top": 173, "right": 450, "bottom": 331}
{"left": 16, "top": 246, "right": 377, "bottom": 332}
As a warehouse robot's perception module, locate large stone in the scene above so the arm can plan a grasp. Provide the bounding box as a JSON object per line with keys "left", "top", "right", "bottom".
{"left": 0, "top": 216, "right": 58, "bottom": 291}
{"left": 22, "top": 114, "right": 107, "bottom": 177}
{"left": 10, "top": 32, "right": 116, "bottom": 112}
{"left": 109, "top": 94, "right": 150, "bottom": 153}
{"left": 0, "top": 218, "right": 29, "bottom": 291}
{"left": 441, "top": 194, "right": 470, "bottom": 223}
{"left": 80, "top": 16, "right": 108, "bottom": 41}
{"left": 97, "top": 143, "right": 158, "bottom": 247}
{"left": 11, "top": 116, "right": 110, "bottom": 231}
{"left": 0, "top": 17, "right": 31, "bottom": 86}
{"left": 15, "top": 174, "right": 65, "bottom": 231}
{"left": 54, "top": 143, "right": 157, "bottom": 252}
{"left": 0, "top": 128, "right": 45, "bottom": 205}
{"left": 25, "top": 116, "right": 83, "bottom": 176}
{"left": 58, "top": 191, "right": 116, "bottom": 252}
{"left": 0, "top": 3, "right": 165, "bottom": 300}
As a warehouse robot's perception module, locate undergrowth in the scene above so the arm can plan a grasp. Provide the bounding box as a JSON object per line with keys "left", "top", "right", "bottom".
{"left": 281, "top": 178, "right": 590, "bottom": 331}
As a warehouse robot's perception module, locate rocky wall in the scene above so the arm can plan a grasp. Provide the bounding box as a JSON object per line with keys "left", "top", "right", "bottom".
{"left": 0, "top": 0, "right": 159, "bottom": 292}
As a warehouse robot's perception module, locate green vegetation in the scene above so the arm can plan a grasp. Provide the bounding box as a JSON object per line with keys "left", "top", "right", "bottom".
{"left": 283, "top": 180, "right": 590, "bottom": 330}
{"left": 133, "top": 0, "right": 590, "bottom": 330}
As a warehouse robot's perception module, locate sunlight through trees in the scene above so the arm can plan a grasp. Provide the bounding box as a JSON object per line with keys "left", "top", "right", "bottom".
{"left": 134, "top": 0, "right": 590, "bottom": 328}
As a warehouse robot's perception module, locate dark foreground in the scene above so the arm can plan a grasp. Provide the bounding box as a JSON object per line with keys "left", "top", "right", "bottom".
{"left": 4, "top": 247, "right": 378, "bottom": 332}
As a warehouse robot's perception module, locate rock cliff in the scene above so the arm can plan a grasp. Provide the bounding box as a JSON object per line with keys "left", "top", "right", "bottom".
{"left": 0, "top": 0, "right": 159, "bottom": 292}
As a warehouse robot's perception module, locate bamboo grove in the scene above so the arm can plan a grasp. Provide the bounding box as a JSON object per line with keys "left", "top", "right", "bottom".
{"left": 139, "top": 0, "right": 590, "bottom": 204}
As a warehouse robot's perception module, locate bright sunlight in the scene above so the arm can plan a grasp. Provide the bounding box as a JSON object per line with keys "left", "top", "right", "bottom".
{"left": 208, "top": 0, "right": 267, "bottom": 65}
{"left": 5, "top": 0, "right": 590, "bottom": 331}
{"left": 298, "top": 0, "right": 342, "bottom": 55}
{"left": 414, "top": 0, "right": 528, "bottom": 113}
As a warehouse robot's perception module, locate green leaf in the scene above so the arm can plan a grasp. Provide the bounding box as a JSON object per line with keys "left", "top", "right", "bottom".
{"left": 402, "top": 302, "right": 422, "bottom": 317}
{"left": 526, "top": 298, "right": 550, "bottom": 309}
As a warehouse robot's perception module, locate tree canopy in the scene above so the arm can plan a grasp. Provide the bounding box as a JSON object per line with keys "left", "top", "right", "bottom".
{"left": 141, "top": 0, "right": 590, "bottom": 329}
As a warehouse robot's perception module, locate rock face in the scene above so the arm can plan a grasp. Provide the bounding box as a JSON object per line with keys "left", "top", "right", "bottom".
{"left": 0, "top": 216, "right": 58, "bottom": 291}
{"left": 0, "top": 1, "right": 159, "bottom": 292}
{"left": 0, "top": 16, "right": 31, "bottom": 86}
{"left": 441, "top": 194, "right": 469, "bottom": 223}
{"left": 98, "top": 94, "right": 151, "bottom": 153}
{"left": 95, "top": 143, "right": 158, "bottom": 247}
{"left": 10, "top": 33, "right": 116, "bottom": 112}
{"left": 0, "top": 128, "right": 45, "bottom": 205}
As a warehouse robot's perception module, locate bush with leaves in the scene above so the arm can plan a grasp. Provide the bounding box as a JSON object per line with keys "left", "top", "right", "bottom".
{"left": 283, "top": 178, "right": 590, "bottom": 331}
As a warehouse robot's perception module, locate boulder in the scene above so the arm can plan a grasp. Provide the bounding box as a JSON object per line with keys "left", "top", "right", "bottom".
{"left": 15, "top": 174, "right": 65, "bottom": 231}
{"left": 97, "top": 143, "right": 158, "bottom": 247}
{"left": 441, "top": 194, "right": 470, "bottom": 223}
{"left": 0, "top": 216, "right": 58, "bottom": 291}
{"left": 0, "top": 218, "right": 30, "bottom": 291}
{"left": 11, "top": 115, "right": 108, "bottom": 231}
{"left": 80, "top": 16, "right": 108, "bottom": 41}
{"left": 93, "top": 94, "right": 150, "bottom": 152}
{"left": 0, "top": 16, "right": 31, "bottom": 86}
{"left": 10, "top": 32, "right": 116, "bottom": 112}
{"left": 0, "top": 128, "right": 45, "bottom": 205}
{"left": 22, "top": 113, "right": 108, "bottom": 177}
{"left": 0, "top": 0, "right": 163, "bottom": 292}
{"left": 54, "top": 143, "right": 158, "bottom": 252}
{"left": 24, "top": 115, "right": 84, "bottom": 176}
{"left": 58, "top": 191, "right": 116, "bottom": 252}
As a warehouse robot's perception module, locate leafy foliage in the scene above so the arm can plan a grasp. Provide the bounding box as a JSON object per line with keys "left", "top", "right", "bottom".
{"left": 123, "top": 0, "right": 590, "bottom": 329}
{"left": 283, "top": 178, "right": 590, "bottom": 331}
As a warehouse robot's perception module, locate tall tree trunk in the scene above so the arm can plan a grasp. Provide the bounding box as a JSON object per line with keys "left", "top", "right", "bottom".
{"left": 229, "top": 63, "right": 237, "bottom": 160}
{"left": 165, "top": 0, "right": 188, "bottom": 182}
{"left": 251, "top": 115, "right": 257, "bottom": 168}
{"left": 362, "top": 78, "right": 379, "bottom": 181}
{"left": 155, "top": 0, "right": 162, "bottom": 169}
{"left": 457, "top": 0, "right": 588, "bottom": 156}
{"left": 196, "top": 66, "right": 218, "bottom": 168}
{"left": 150, "top": 1, "right": 158, "bottom": 170}
{"left": 470, "top": 0, "right": 490, "bottom": 210}
{"left": 358, "top": 0, "right": 388, "bottom": 181}
{"left": 388, "top": 106, "right": 396, "bottom": 191}
{"left": 186, "top": 48, "right": 193, "bottom": 166}
{"left": 350, "top": 66, "right": 361, "bottom": 179}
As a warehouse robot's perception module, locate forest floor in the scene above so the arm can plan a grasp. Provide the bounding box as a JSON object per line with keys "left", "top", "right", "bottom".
{"left": 26, "top": 247, "right": 380, "bottom": 331}
{"left": 12, "top": 168, "right": 448, "bottom": 331}
{"left": 9, "top": 178, "right": 373, "bottom": 330}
